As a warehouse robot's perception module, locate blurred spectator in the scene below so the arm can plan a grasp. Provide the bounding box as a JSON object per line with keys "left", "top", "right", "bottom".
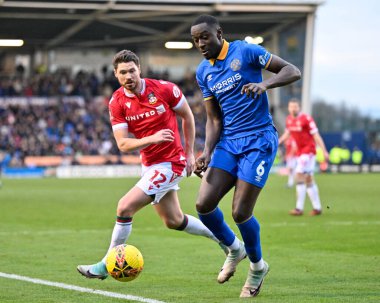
{"left": 352, "top": 146, "right": 363, "bottom": 165}
{"left": 329, "top": 146, "right": 342, "bottom": 165}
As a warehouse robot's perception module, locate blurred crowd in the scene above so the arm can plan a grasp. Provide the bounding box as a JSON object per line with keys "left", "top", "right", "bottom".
{"left": 2, "top": 68, "right": 379, "bottom": 168}
{"left": 0, "top": 69, "right": 206, "bottom": 167}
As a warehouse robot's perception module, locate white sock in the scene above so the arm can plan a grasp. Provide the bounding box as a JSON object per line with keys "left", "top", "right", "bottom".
{"left": 183, "top": 214, "right": 219, "bottom": 242}
{"left": 307, "top": 183, "right": 322, "bottom": 210}
{"left": 101, "top": 221, "right": 132, "bottom": 264}
{"left": 288, "top": 173, "right": 294, "bottom": 187}
{"left": 250, "top": 259, "right": 265, "bottom": 271}
{"left": 296, "top": 183, "right": 307, "bottom": 210}
{"left": 288, "top": 171, "right": 294, "bottom": 187}
{"left": 228, "top": 236, "right": 240, "bottom": 251}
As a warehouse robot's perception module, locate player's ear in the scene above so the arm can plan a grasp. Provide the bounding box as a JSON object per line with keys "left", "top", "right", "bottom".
{"left": 138, "top": 65, "right": 142, "bottom": 77}
{"left": 216, "top": 27, "right": 223, "bottom": 40}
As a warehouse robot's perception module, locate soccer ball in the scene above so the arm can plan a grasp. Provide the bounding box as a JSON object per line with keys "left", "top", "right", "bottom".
{"left": 106, "top": 244, "right": 144, "bottom": 282}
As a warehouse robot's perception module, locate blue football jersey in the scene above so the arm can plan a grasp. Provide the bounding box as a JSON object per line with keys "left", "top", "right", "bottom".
{"left": 196, "top": 40, "right": 274, "bottom": 139}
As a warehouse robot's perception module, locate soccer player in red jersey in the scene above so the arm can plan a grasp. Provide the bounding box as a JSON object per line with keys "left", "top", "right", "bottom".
{"left": 77, "top": 50, "right": 227, "bottom": 280}
{"left": 279, "top": 98, "right": 329, "bottom": 216}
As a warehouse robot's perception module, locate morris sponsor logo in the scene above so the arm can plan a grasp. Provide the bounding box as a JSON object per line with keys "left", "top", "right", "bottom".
{"left": 210, "top": 73, "right": 241, "bottom": 94}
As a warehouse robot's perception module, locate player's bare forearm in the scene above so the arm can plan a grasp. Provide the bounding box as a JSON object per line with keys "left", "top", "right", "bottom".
{"left": 203, "top": 118, "right": 222, "bottom": 157}
{"left": 202, "top": 99, "right": 222, "bottom": 157}
{"left": 262, "top": 55, "right": 301, "bottom": 90}
{"left": 194, "top": 118, "right": 221, "bottom": 178}
{"left": 195, "top": 98, "right": 222, "bottom": 177}
{"left": 116, "top": 137, "right": 152, "bottom": 153}
{"left": 279, "top": 131, "right": 290, "bottom": 145}
{"left": 182, "top": 116, "right": 196, "bottom": 176}
{"left": 175, "top": 98, "right": 195, "bottom": 156}
{"left": 264, "top": 64, "right": 301, "bottom": 90}
{"left": 313, "top": 133, "right": 329, "bottom": 159}
{"left": 114, "top": 129, "right": 174, "bottom": 153}
{"left": 181, "top": 115, "right": 195, "bottom": 156}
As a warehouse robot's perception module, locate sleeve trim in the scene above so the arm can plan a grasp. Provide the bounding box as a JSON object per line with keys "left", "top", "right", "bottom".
{"left": 172, "top": 95, "right": 186, "bottom": 110}
{"left": 310, "top": 129, "right": 318, "bottom": 135}
{"left": 204, "top": 96, "right": 214, "bottom": 101}
{"left": 112, "top": 123, "right": 128, "bottom": 131}
{"left": 264, "top": 54, "right": 273, "bottom": 69}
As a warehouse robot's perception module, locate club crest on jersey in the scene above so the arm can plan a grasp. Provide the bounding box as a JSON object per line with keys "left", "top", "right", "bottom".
{"left": 148, "top": 93, "right": 157, "bottom": 104}
{"left": 230, "top": 58, "right": 241, "bottom": 71}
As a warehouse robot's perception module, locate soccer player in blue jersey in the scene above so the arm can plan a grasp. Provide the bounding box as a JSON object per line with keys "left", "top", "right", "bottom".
{"left": 191, "top": 15, "right": 301, "bottom": 298}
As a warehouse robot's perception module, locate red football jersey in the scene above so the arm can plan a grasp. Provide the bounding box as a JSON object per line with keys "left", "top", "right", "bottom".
{"left": 109, "top": 78, "right": 186, "bottom": 172}
{"left": 285, "top": 113, "right": 318, "bottom": 156}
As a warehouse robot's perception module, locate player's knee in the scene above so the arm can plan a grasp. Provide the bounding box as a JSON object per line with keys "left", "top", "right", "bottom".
{"left": 232, "top": 209, "right": 250, "bottom": 224}
{"left": 116, "top": 199, "right": 134, "bottom": 217}
{"left": 196, "top": 199, "right": 213, "bottom": 214}
{"left": 163, "top": 217, "right": 182, "bottom": 229}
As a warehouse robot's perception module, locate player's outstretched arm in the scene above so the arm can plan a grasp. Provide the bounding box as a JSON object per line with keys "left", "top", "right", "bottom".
{"left": 113, "top": 128, "right": 174, "bottom": 153}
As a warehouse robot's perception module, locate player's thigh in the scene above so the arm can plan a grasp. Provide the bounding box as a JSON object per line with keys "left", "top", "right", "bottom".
{"left": 153, "top": 190, "right": 184, "bottom": 226}
{"left": 295, "top": 154, "right": 316, "bottom": 175}
{"left": 136, "top": 162, "right": 184, "bottom": 204}
{"left": 305, "top": 174, "right": 314, "bottom": 185}
{"left": 196, "top": 167, "right": 236, "bottom": 213}
{"left": 117, "top": 186, "right": 152, "bottom": 217}
{"left": 296, "top": 172, "right": 307, "bottom": 183}
{"left": 232, "top": 179, "right": 262, "bottom": 223}
{"left": 236, "top": 148, "right": 277, "bottom": 189}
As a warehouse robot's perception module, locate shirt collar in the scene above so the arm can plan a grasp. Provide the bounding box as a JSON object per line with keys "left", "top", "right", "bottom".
{"left": 209, "top": 40, "right": 229, "bottom": 66}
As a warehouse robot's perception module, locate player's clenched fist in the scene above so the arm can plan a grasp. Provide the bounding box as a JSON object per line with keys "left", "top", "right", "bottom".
{"left": 194, "top": 153, "right": 210, "bottom": 178}
{"left": 151, "top": 129, "right": 174, "bottom": 144}
{"left": 241, "top": 82, "right": 267, "bottom": 99}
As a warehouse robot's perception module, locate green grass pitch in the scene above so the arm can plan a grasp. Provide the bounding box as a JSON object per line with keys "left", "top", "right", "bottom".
{"left": 0, "top": 174, "right": 379, "bottom": 302}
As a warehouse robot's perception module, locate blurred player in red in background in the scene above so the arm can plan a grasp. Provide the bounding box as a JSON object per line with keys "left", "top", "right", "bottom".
{"left": 284, "top": 136, "right": 297, "bottom": 188}
{"left": 77, "top": 50, "right": 227, "bottom": 280}
{"left": 279, "top": 98, "right": 329, "bottom": 216}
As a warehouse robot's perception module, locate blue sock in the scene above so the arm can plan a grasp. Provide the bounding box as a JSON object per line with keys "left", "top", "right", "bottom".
{"left": 198, "top": 207, "right": 235, "bottom": 246}
{"left": 237, "top": 216, "right": 262, "bottom": 263}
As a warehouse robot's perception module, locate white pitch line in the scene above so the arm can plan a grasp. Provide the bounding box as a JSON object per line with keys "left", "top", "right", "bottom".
{"left": 0, "top": 221, "right": 379, "bottom": 237}
{"left": 0, "top": 227, "right": 165, "bottom": 237}
{"left": 266, "top": 221, "right": 380, "bottom": 228}
{"left": 0, "top": 272, "right": 167, "bottom": 303}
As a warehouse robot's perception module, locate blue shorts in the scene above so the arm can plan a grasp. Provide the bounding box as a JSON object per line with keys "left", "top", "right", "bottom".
{"left": 209, "top": 126, "right": 278, "bottom": 188}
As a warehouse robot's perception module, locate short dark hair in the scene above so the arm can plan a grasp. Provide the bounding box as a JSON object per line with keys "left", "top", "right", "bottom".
{"left": 192, "top": 14, "right": 220, "bottom": 27}
{"left": 112, "top": 50, "right": 140, "bottom": 70}
{"left": 289, "top": 97, "right": 300, "bottom": 104}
